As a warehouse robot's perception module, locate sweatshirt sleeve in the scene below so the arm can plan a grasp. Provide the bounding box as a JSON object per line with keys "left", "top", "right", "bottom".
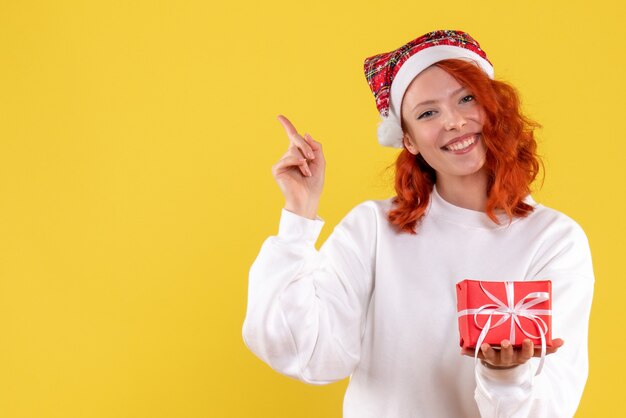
{"left": 474, "top": 219, "right": 595, "bottom": 417}
{"left": 242, "top": 202, "right": 377, "bottom": 385}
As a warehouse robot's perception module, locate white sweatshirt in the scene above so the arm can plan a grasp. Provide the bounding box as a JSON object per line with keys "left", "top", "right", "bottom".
{"left": 242, "top": 187, "right": 594, "bottom": 417}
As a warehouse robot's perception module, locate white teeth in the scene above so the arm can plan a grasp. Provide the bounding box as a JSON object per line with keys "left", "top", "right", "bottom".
{"left": 446, "top": 136, "right": 476, "bottom": 151}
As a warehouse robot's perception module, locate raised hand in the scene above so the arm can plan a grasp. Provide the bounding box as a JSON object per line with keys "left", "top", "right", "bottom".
{"left": 461, "top": 338, "right": 565, "bottom": 369}
{"left": 271, "top": 115, "right": 326, "bottom": 219}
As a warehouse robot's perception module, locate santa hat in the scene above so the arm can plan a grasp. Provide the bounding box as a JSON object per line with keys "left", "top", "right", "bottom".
{"left": 363, "top": 30, "right": 494, "bottom": 148}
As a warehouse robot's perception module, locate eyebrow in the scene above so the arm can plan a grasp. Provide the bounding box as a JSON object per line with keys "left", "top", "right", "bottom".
{"left": 410, "top": 86, "right": 467, "bottom": 112}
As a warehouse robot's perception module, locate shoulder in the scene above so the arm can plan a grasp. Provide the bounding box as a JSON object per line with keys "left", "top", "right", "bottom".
{"left": 351, "top": 197, "right": 394, "bottom": 216}
{"left": 524, "top": 200, "right": 589, "bottom": 245}
{"left": 341, "top": 198, "right": 394, "bottom": 225}
{"left": 522, "top": 199, "right": 594, "bottom": 279}
{"left": 331, "top": 198, "right": 394, "bottom": 235}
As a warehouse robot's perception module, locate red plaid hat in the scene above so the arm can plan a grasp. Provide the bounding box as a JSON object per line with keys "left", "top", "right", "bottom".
{"left": 363, "top": 30, "right": 494, "bottom": 148}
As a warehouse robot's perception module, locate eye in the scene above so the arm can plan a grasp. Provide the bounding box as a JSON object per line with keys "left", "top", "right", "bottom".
{"left": 460, "top": 95, "right": 475, "bottom": 103}
{"left": 417, "top": 110, "right": 436, "bottom": 120}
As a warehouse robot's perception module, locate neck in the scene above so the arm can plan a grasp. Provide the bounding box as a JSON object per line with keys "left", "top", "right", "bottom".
{"left": 436, "top": 170, "right": 489, "bottom": 212}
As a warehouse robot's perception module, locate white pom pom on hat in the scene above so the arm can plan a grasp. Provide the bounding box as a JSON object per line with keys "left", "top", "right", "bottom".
{"left": 377, "top": 114, "right": 405, "bottom": 148}
{"left": 363, "top": 30, "right": 494, "bottom": 148}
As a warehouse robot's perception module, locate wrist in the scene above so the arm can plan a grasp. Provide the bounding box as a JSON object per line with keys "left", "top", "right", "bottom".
{"left": 284, "top": 201, "right": 319, "bottom": 220}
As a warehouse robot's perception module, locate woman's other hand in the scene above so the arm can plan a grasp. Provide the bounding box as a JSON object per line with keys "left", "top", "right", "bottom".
{"left": 461, "top": 338, "right": 565, "bottom": 369}
{"left": 272, "top": 115, "right": 326, "bottom": 219}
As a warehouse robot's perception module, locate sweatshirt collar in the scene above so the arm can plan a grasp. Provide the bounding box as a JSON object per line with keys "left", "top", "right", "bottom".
{"left": 428, "top": 185, "right": 537, "bottom": 229}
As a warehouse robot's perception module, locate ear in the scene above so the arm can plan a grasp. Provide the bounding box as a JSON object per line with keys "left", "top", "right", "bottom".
{"left": 403, "top": 132, "right": 419, "bottom": 155}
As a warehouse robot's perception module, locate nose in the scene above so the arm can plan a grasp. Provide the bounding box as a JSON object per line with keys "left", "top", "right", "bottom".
{"left": 444, "top": 107, "right": 467, "bottom": 131}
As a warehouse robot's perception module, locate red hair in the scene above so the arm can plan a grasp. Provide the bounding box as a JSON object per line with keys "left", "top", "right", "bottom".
{"left": 388, "top": 59, "right": 543, "bottom": 234}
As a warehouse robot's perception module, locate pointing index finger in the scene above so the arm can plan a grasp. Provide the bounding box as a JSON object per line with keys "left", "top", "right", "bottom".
{"left": 277, "top": 114, "right": 315, "bottom": 158}
{"left": 277, "top": 114, "right": 299, "bottom": 140}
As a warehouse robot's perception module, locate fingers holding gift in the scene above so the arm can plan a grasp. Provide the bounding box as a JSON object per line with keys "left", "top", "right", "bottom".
{"left": 479, "top": 341, "right": 516, "bottom": 368}
{"left": 476, "top": 340, "right": 531, "bottom": 368}
{"left": 542, "top": 338, "right": 564, "bottom": 355}
{"left": 520, "top": 337, "right": 564, "bottom": 358}
{"left": 460, "top": 337, "right": 565, "bottom": 367}
{"left": 499, "top": 340, "right": 514, "bottom": 364}
{"left": 480, "top": 343, "right": 498, "bottom": 364}
{"left": 519, "top": 339, "right": 534, "bottom": 362}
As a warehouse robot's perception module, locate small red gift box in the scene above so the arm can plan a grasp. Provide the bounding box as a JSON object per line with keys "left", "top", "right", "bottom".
{"left": 456, "top": 279, "right": 552, "bottom": 349}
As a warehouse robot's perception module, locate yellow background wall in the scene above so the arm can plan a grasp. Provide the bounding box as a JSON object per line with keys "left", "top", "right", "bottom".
{"left": 0, "top": 0, "right": 623, "bottom": 416}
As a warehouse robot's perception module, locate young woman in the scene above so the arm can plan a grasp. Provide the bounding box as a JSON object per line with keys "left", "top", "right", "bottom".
{"left": 242, "top": 30, "right": 594, "bottom": 417}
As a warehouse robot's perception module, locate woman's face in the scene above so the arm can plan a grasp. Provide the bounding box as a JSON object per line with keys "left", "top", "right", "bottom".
{"left": 400, "top": 65, "right": 487, "bottom": 183}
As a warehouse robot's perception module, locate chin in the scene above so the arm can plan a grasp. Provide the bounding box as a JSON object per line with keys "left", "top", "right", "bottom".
{"left": 452, "top": 162, "right": 487, "bottom": 178}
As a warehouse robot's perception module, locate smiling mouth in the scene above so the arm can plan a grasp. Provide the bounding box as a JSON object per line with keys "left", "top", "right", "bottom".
{"left": 442, "top": 134, "right": 479, "bottom": 152}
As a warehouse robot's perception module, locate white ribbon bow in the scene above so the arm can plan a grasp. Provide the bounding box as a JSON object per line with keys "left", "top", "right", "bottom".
{"left": 457, "top": 281, "right": 551, "bottom": 376}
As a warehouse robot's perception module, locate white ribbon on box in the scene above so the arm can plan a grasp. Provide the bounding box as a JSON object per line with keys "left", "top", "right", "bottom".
{"left": 457, "top": 281, "right": 551, "bottom": 375}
